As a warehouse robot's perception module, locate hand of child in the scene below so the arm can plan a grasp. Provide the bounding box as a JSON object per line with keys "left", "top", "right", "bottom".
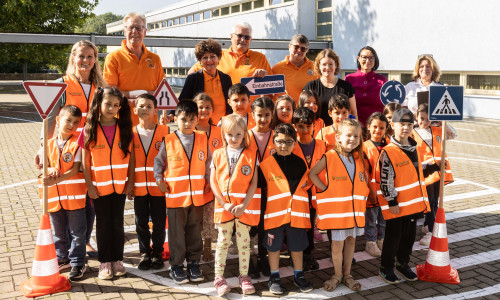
{"left": 157, "top": 180, "right": 167, "bottom": 193}
{"left": 223, "top": 202, "right": 235, "bottom": 212}
{"left": 88, "top": 185, "right": 101, "bottom": 199}
{"left": 47, "top": 167, "right": 60, "bottom": 178}
{"left": 159, "top": 111, "right": 174, "bottom": 125}
{"left": 231, "top": 204, "right": 246, "bottom": 217}
{"left": 124, "top": 181, "right": 134, "bottom": 197}
{"left": 42, "top": 176, "right": 58, "bottom": 186}
{"left": 389, "top": 205, "right": 400, "bottom": 215}
{"left": 33, "top": 148, "right": 43, "bottom": 169}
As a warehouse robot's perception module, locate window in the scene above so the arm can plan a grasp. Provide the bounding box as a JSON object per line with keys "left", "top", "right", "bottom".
{"left": 378, "top": 72, "right": 389, "bottom": 79}
{"left": 242, "top": 1, "right": 252, "bottom": 11}
{"left": 317, "top": 11, "right": 331, "bottom": 23}
{"left": 440, "top": 74, "right": 460, "bottom": 86}
{"left": 271, "top": 0, "right": 283, "bottom": 4}
{"left": 284, "top": 0, "right": 294, "bottom": 2}
{"left": 231, "top": 4, "right": 240, "bottom": 13}
{"left": 203, "top": 11, "right": 211, "bottom": 19}
{"left": 194, "top": 13, "right": 201, "bottom": 21}
{"left": 180, "top": 16, "right": 186, "bottom": 24}
{"left": 154, "top": 23, "right": 159, "bottom": 29}
{"left": 316, "top": 0, "right": 333, "bottom": 39}
{"left": 317, "top": 24, "right": 331, "bottom": 36}
{"left": 221, "top": 6, "right": 230, "bottom": 15}
{"left": 401, "top": 73, "right": 413, "bottom": 85}
{"left": 173, "top": 18, "right": 179, "bottom": 25}
{"left": 254, "top": 0, "right": 264, "bottom": 8}
{"left": 187, "top": 15, "right": 193, "bottom": 23}
{"left": 467, "top": 75, "right": 500, "bottom": 90}
{"left": 162, "top": 21, "right": 166, "bottom": 27}
{"left": 168, "top": 20, "right": 173, "bottom": 26}
{"left": 318, "top": 0, "right": 332, "bottom": 9}
{"left": 149, "top": 24, "right": 154, "bottom": 30}
{"left": 212, "top": 9, "right": 220, "bottom": 17}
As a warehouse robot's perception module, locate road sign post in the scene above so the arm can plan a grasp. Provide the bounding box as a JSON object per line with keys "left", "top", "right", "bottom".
{"left": 379, "top": 80, "right": 406, "bottom": 105}
{"left": 240, "top": 74, "right": 286, "bottom": 95}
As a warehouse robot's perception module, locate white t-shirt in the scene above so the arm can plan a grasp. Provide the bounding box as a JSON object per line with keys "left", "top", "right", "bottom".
{"left": 136, "top": 126, "right": 155, "bottom": 155}
{"left": 210, "top": 147, "right": 259, "bottom": 175}
{"left": 57, "top": 138, "right": 82, "bottom": 162}
{"left": 81, "top": 83, "right": 91, "bottom": 99}
{"left": 415, "top": 127, "right": 433, "bottom": 150}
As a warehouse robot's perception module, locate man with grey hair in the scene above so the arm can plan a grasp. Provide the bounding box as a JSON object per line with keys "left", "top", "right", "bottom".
{"left": 189, "top": 22, "right": 272, "bottom": 95}
{"left": 104, "top": 12, "right": 166, "bottom": 125}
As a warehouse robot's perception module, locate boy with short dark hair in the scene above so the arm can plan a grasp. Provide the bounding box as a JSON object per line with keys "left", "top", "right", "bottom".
{"left": 259, "top": 123, "right": 313, "bottom": 294}
{"left": 133, "top": 94, "right": 170, "bottom": 270}
{"left": 375, "top": 108, "right": 431, "bottom": 284}
{"left": 219, "top": 83, "right": 255, "bottom": 128}
{"left": 154, "top": 100, "right": 212, "bottom": 284}
{"left": 315, "top": 94, "right": 350, "bottom": 150}
{"left": 38, "top": 105, "right": 88, "bottom": 281}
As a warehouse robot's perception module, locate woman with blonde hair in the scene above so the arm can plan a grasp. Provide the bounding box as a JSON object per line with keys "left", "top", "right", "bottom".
{"left": 404, "top": 55, "right": 442, "bottom": 115}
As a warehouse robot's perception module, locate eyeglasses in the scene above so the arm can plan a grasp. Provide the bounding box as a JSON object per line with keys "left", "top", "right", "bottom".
{"left": 360, "top": 55, "right": 375, "bottom": 61}
{"left": 274, "top": 139, "right": 295, "bottom": 147}
{"left": 232, "top": 33, "right": 251, "bottom": 40}
{"left": 124, "top": 25, "right": 146, "bottom": 32}
{"left": 290, "top": 44, "right": 308, "bottom": 52}
{"left": 201, "top": 54, "right": 218, "bottom": 62}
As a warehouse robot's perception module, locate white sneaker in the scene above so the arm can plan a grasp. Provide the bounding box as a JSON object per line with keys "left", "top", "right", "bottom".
{"left": 421, "top": 225, "right": 429, "bottom": 234}
{"left": 98, "top": 262, "right": 113, "bottom": 280}
{"left": 419, "top": 232, "right": 432, "bottom": 246}
{"left": 365, "top": 241, "right": 382, "bottom": 257}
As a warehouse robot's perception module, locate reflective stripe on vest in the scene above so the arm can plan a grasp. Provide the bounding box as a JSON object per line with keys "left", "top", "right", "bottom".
{"left": 163, "top": 131, "right": 208, "bottom": 208}
{"left": 314, "top": 150, "right": 370, "bottom": 230}
{"left": 375, "top": 143, "right": 430, "bottom": 220}
{"left": 260, "top": 156, "right": 311, "bottom": 230}
{"left": 90, "top": 124, "right": 131, "bottom": 196}
{"left": 62, "top": 74, "right": 94, "bottom": 132}
{"left": 133, "top": 125, "right": 170, "bottom": 196}
{"left": 38, "top": 135, "right": 87, "bottom": 212}
{"left": 413, "top": 126, "right": 454, "bottom": 185}
{"left": 212, "top": 147, "right": 260, "bottom": 226}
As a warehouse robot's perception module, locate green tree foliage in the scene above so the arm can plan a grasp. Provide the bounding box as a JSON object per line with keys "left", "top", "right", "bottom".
{"left": 75, "top": 12, "right": 123, "bottom": 34}
{"left": 0, "top": 0, "right": 98, "bottom": 73}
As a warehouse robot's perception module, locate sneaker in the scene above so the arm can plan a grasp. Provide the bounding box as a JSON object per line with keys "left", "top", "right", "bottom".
{"left": 365, "top": 241, "right": 382, "bottom": 257}
{"left": 112, "top": 261, "right": 126, "bottom": 277}
{"left": 58, "top": 260, "right": 71, "bottom": 271}
{"left": 396, "top": 262, "right": 418, "bottom": 281}
{"left": 170, "top": 265, "right": 189, "bottom": 284}
{"left": 268, "top": 273, "right": 283, "bottom": 295}
{"left": 379, "top": 267, "right": 401, "bottom": 284}
{"left": 98, "top": 262, "right": 113, "bottom": 280}
{"left": 294, "top": 272, "right": 313, "bottom": 293}
{"left": 248, "top": 257, "right": 261, "bottom": 279}
{"left": 376, "top": 238, "right": 384, "bottom": 250}
{"left": 69, "top": 265, "right": 86, "bottom": 281}
{"left": 303, "top": 254, "right": 319, "bottom": 272}
{"left": 258, "top": 256, "right": 271, "bottom": 276}
{"left": 150, "top": 251, "right": 164, "bottom": 270}
{"left": 214, "top": 276, "right": 231, "bottom": 296}
{"left": 421, "top": 225, "right": 429, "bottom": 234}
{"left": 239, "top": 274, "right": 256, "bottom": 295}
{"left": 138, "top": 253, "right": 152, "bottom": 270}
{"left": 187, "top": 261, "right": 204, "bottom": 282}
{"left": 420, "top": 232, "right": 432, "bottom": 246}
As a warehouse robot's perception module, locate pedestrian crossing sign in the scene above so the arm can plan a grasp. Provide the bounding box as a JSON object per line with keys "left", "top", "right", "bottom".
{"left": 429, "top": 86, "right": 463, "bottom": 121}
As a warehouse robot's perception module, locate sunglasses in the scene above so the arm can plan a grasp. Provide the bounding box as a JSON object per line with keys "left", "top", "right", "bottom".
{"left": 232, "top": 33, "right": 251, "bottom": 40}
{"left": 290, "top": 44, "right": 308, "bottom": 52}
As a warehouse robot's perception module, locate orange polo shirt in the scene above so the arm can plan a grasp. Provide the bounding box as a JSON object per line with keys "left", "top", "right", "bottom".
{"left": 203, "top": 70, "right": 226, "bottom": 124}
{"left": 272, "top": 56, "right": 319, "bottom": 104}
{"left": 104, "top": 40, "right": 165, "bottom": 125}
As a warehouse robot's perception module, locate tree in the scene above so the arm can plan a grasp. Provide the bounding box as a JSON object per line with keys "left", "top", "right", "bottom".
{"left": 0, "top": 0, "right": 98, "bottom": 78}
{"left": 75, "top": 12, "right": 123, "bottom": 34}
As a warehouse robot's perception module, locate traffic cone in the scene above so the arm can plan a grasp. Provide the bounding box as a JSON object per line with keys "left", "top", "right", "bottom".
{"left": 20, "top": 214, "right": 71, "bottom": 297}
{"left": 417, "top": 208, "right": 460, "bottom": 284}
{"left": 162, "top": 216, "right": 170, "bottom": 260}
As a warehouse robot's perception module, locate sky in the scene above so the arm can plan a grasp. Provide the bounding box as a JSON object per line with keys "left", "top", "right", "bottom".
{"left": 92, "top": 0, "right": 182, "bottom": 16}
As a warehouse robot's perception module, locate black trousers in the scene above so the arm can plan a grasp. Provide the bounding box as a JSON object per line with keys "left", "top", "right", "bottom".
{"left": 134, "top": 194, "right": 166, "bottom": 254}
{"left": 167, "top": 204, "right": 203, "bottom": 266}
{"left": 304, "top": 207, "right": 316, "bottom": 255}
{"left": 93, "top": 193, "right": 126, "bottom": 263}
{"left": 380, "top": 213, "right": 418, "bottom": 270}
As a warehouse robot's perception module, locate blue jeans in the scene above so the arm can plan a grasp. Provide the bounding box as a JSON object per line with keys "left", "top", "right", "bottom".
{"left": 365, "top": 206, "right": 386, "bottom": 242}
{"left": 85, "top": 195, "right": 95, "bottom": 244}
{"left": 50, "top": 207, "right": 87, "bottom": 267}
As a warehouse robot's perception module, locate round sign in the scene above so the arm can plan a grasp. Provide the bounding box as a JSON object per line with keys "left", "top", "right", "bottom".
{"left": 379, "top": 80, "right": 406, "bottom": 105}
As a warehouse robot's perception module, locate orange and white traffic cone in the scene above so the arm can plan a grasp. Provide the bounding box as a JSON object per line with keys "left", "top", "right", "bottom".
{"left": 20, "top": 214, "right": 71, "bottom": 297}
{"left": 162, "top": 216, "right": 170, "bottom": 260}
{"left": 417, "top": 208, "right": 460, "bottom": 284}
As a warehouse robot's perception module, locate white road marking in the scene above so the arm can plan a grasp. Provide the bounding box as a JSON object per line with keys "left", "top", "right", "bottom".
{"left": 449, "top": 140, "right": 500, "bottom": 148}
{"left": 448, "top": 156, "right": 500, "bottom": 165}
{"left": 452, "top": 127, "right": 476, "bottom": 132}
{"left": 0, "top": 179, "right": 37, "bottom": 190}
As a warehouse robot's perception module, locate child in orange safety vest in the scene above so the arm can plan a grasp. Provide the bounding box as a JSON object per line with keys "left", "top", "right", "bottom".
{"left": 154, "top": 100, "right": 212, "bottom": 284}
{"left": 413, "top": 103, "right": 455, "bottom": 246}
{"left": 132, "top": 94, "right": 169, "bottom": 271}
{"left": 210, "top": 114, "right": 259, "bottom": 296}
{"left": 218, "top": 83, "right": 256, "bottom": 129}
{"left": 38, "top": 105, "right": 87, "bottom": 281}
{"left": 309, "top": 119, "right": 371, "bottom": 292}
{"left": 315, "top": 94, "right": 351, "bottom": 150}
{"left": 80, "top": 87, "right": 135, "bottom": 280}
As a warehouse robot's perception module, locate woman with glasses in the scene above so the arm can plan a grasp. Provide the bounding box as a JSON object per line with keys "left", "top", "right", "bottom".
{"left": 179, "top": 39, "right": 232, "bottom": 124}
{"left": 345, "top": 46, "right": 387, "bottom": 126}
{"left": 404, "top": 55, "right": 442, "bottom": 115}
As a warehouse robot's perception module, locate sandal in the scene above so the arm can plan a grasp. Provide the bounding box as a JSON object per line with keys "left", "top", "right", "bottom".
{"left": 343, "top": 274, "right": 361, "bottom": 291}
{"left": 324, "top": 274, "right": 342, "bottom": 292}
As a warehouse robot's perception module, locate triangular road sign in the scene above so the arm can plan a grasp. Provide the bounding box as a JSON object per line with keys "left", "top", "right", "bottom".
{"left": 23, "top": 82, "right": 67, "bottom": 119}
{"left": 432, "top": 89, "right": 460, "bottom": 116}
{"left": 153, "top": 78, "right": 179, "bottom": 109}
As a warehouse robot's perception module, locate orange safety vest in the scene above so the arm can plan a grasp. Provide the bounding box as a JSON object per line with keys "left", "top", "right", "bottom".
{"left": 163, "top": 131, "right": 208, "bottom": 208}
{"left": 212, "top": 147, "right": 261, "bottom": 226}
{"left": 363, "top": 138, "right": 389, "bottom": 208}
{"left": 90, "top": 124, "right": 132, "bottom": 196}
{"left": 312, "top": 118, "right": 324, "bottom": 139}
{"left": 63, "top": 74, "right": 95, "bottom": 132}
{"left": 413, "top": 126, "right": 454, "bottom": 186}
{"left": 375, "top": 143, "right": 430, "bottom": 220}
{"left": 314, "top": 150, "right": 370, "bottom": 230}
{"left": 260, "top": 156, "right": 311, "bottom": 230}
{"left": 248, "top": 129, "right": 275, "bottom": 163}
{"left": 133, "top": 124, "right": 170, "bottom": 196}
{"left": 39, "top": 135, "right": 87, "bottom": 212}
{"left": 315, "top": 125, "right": 337, "bottom": 150}
{"left": 196, "top": 124, "right": 223, "bottom": 204}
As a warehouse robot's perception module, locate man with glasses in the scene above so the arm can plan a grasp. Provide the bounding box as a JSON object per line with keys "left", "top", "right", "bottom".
{"left": 104, "top": 12, "right": 166, "bottom": 125}
{"left": 272, "top": 34, "right": 319, "bottom": 104}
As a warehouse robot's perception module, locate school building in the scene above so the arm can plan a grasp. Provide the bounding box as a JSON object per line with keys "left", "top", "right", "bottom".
{"left": 106, "top": 0, "right": 500, "bottom": 119}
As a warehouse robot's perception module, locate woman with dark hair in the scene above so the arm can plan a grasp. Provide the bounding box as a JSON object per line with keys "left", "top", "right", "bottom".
{"left": 345, "top": 46, "right": 387, "bottom": 126}
{"left": 179, "top": 39, "right": 232, "bottom": 124}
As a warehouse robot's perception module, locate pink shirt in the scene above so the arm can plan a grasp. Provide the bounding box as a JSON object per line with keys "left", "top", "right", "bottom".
{"left": 252, "top": 130, "right": 272, "bottom": 160}
{"left": 77, "top": 124, "right": 118, "bottom": 149}
{"left": 345, "top": 70, "right": 387, "bottom": 126}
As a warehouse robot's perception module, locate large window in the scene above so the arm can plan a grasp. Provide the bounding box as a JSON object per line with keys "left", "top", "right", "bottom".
{"left": 242, "top": 1, "right": 252, "bottom": 11}
{"left": 440, "top": 74, "right": 460, "bottom": 86}
{"left": 467, "top": 75, "right": 500, "bottom": 90}
{"left": 254, "top": 0, "right": 264, "bottom": 8}
{"left": 203, "top": 11, "right": 211, "bottom": 19}
{"left": 316, "top": 0, "right": 332, "bottom": 39}
{"left": 221, "top": 6, "right": 230, "bottom": 16}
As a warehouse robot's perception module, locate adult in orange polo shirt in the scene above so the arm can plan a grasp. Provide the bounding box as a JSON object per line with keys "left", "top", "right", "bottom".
{"left": 104, "top": 12, "right": 166, "bottom": 126}
{"left": 272, "top": 34, "right": 319, "bottom": 104}
{"left": 188, "top": 22, "right": 272, "bottom": 100}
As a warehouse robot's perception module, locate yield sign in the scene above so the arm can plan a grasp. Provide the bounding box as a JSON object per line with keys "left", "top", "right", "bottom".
{"left": 23, "top": 81, "right": 67, "bottom": 119}
{"left": 153, "top": 78, "right": 179, "bottom": 109}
